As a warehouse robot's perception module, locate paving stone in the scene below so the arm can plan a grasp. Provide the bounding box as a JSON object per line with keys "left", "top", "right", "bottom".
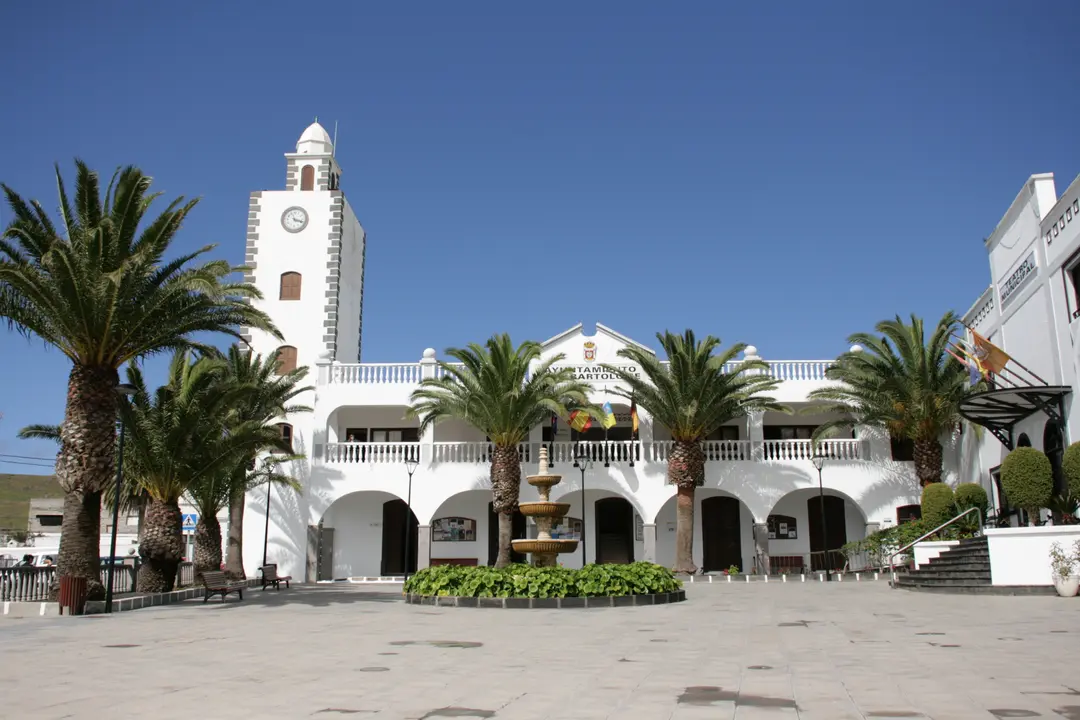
{"left": 2, "top": 582, "right": 1079, "bottom": 719}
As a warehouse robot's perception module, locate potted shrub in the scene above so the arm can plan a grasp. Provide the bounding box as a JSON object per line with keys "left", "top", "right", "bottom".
{"left": 1048, "top": 540, "right": 1080, "bottom": 598}
{"left": 1000, "top": 447, "right": 1054, "bottom": 526}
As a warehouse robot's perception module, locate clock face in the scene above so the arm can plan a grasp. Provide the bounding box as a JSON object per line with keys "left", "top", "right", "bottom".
{"left": 281, "top": 207, "right": 308, "bottom": 233}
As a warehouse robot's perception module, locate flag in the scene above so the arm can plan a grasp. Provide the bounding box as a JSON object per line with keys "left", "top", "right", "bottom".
{"left": 947, "top": 340, "right": 985, "bottom": 387}
{"left": 550, "top": 413, "right": 558, "bottom": 438}
{"left": 630, "top": 396, "right": 639, "bottom": 439}
{"left": 569, "top": 410, "right": 592, "bottom": 432}
{"left": 601, "top": 402, "right": 617, "bottom": 430}
{"left": 970, "top": 330, "right": 1011, "bottom": 375}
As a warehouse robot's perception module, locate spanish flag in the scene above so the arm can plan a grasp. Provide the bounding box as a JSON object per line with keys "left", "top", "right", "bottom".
{"left": 569, "top": 410, "right": 592, "bottom": 432}
{"left": 602, "top": 402, "right": 617, "bottom": 430}
{"left": 970, "top": 330, "right": 1011, "bottom": 375}
{"left": 630, "top": 396, "right": 639, "bottom": 439}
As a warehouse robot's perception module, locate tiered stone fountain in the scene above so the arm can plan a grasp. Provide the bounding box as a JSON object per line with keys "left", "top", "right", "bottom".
{"left": 511, "top": 446, "right": 578, "bottom": 566}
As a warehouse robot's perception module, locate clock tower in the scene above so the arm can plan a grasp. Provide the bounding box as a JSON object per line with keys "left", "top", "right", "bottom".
{"left": 241, "top": 119, "right": 367, "bottom": 377}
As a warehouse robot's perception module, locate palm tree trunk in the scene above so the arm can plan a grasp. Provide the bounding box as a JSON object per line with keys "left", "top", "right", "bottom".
{"left": 137, "top": 496, "right": 183, "bottom": 593}
{"left": 668, "top": 439, "right": 705, "bottom": 574}
{"left": 54, "top": 364, "right": 120, "bottom": 601}
{"left": 914, "top": 438, "right": 944, "bottom": 486}
{"left": 490, "top": 444, "right": 522, "bottom": 568}
{"left": 194, "top": 515, "right": 222, "bottom": 574}
{"left": 224, "top": 486, "right": 246, "bottom": 579}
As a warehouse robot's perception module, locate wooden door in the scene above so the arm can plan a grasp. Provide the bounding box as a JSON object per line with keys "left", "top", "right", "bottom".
{"left": 381, "top": 499, "right": 417, "bottom": 575}
{"left": 595, "top": 498, "right": 634, "bottom": 564}
{"left": 807, "top": 495, "right": 847, "bottom": 571}
{"left": 701, "top": 496, "right": 742, "bottom": 571}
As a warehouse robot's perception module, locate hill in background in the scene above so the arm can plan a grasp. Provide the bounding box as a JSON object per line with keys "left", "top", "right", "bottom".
{"left": 0, "top": 473, "right": 61, "bottom": 531}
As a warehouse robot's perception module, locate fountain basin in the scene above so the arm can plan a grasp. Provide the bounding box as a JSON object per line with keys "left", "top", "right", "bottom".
{"left": 526, "top": 475, "right": 563, "bottom": 489}
{"left": 517, "top": 501, "right": 571, "bottom": 518}
{"left": 511, "top": 539, "right": 579, "bottom": 555}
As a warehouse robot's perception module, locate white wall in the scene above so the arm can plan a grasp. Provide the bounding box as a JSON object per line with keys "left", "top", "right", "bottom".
{"left": 321, "top": 490, "right": 399, "bottom": 578}
{"left": 336, "top": 201, "right": 365, "bottom": 363}
{"left": 986, "top": 525, "right": 1080, "bottom": 586}
{"left": 428, "top": 490, "right": 489, "bottom": 564}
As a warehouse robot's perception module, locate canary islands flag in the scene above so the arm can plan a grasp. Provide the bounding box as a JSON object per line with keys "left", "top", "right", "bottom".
{"left": 602, "top": 402, "right": 617, "bottom": 430}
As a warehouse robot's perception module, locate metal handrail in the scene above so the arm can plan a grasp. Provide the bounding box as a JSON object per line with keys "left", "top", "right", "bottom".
{"left": 888, "top": 506, "right": 983, "bottom": 581}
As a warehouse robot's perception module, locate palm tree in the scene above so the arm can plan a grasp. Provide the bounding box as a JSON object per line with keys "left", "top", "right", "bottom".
{"left": 408, "top": 334, "right": 602, "bottom": 567}
{"left": 187, "top": 455, "right": 302, "bottom": 575}
{"left": 600, "top": 330, "right": 784, "bottom": 574}
{"left": 120, "top": 351, "right": 280, "bottom": 591}
{"left": 216, "top": 346, "right": 311, "bottom": 578}
{"left": 807, "top": 312, "right": 972, "bottom": 486}
{"left": 0, "top": 162, "right": 278, "bottom": 598}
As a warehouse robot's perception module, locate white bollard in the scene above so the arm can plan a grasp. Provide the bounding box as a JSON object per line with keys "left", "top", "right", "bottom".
{"left": 782, "top": 574, "right": 787, "bottom": 583}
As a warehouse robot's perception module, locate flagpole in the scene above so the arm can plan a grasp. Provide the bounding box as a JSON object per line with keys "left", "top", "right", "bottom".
{"left": 960, "top": 324, "right": 1049, "bottom": 386}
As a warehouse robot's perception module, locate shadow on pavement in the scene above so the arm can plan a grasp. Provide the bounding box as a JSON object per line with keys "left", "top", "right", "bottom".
{"left": 191, "top": 584, "right": 403, "bottom": 610}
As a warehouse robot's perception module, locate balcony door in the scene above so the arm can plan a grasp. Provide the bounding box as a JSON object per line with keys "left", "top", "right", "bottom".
{"left": 701, "top": 496, "right": 742, "bottom": 572}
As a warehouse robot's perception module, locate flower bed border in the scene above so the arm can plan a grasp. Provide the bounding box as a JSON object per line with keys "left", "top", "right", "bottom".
{"left": 404, "top": 589, "right": 686, "bottom": 608}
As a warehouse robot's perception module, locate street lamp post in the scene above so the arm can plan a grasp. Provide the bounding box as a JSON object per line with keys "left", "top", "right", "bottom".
{"left": 105, "top": 383, "right": 137, "bottom": 613}
{"left": 403, "top": 454, "right": 419, "bottom": 584}
{"left": 261, "top": 480, "right": 273, "bottom": 567}
{"left": 573, "top": 444, "right": 592, "bottom": 566}
{"left": 810, "top": 452, "right": 831, "bottom": 582}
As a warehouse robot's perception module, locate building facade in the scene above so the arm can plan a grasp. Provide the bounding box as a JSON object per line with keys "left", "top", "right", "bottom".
{"left": 958, "top": 172, "right": 1080, "bottom": 517}
{"left": 239, "top": 123, "right": 949, "bottom": 581}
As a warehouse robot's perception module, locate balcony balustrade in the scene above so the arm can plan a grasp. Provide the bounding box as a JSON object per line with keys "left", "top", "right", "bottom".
{"left": 321, "top": 359, "right": 833, "bottom": 386}
{"left": 323, "top": 438, "right": 862, "bottom": 465}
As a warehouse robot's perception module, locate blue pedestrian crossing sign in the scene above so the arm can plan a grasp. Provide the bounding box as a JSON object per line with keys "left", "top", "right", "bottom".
{"left": 182, "top": 513, "right": 198, "bottom": 532}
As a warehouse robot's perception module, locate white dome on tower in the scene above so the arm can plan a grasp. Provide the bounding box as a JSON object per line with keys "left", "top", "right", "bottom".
{"left": 296, "top": 121, "right": 333, "bottom": 155}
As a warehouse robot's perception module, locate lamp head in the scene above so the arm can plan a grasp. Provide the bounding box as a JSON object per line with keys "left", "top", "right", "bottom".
{"left": 810, "top": 453, "right": 825, "bottom": 471}
{"left": 405, "top": 456, "right": 419, "bottom": 474}
{"left": 116, "top": 383, "right": 136, "bottom": 397}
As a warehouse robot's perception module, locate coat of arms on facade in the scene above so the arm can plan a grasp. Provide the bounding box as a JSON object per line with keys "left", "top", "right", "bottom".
{"left": 583, "top": 341, "right": 596, "bottom": 362}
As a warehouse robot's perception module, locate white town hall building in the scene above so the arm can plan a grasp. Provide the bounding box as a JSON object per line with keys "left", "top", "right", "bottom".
{"left": 237, "top": 122, "right": 982, "bottom": 582}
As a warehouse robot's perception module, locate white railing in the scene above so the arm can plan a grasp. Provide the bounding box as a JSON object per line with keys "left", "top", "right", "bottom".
{"left": 649, "top": 440, "right": 752, "bottom": 462}
{"left": 546, "top": 440, "right": 641, "bottom": 464}
{"left": 325, "top": 442, "right": 421, "bottom": 463}
{"left": 430, "top": 442, "right": 533, "bottom": 464}
{"left": 962, "top": 285, "right": 996, "bottom": 331}
{"left": 434, "top": 363, "right": 465, "bottom": 379}
{"left": 766, "top": 361, "right": 832, "bottom": 381}
{"left": 762, "top": 438, "right": 860, "bottom": 461}
{"left": 327, "top": 363, "right": 422, "bottom": 385}
{"left": 319, "top": 360, "right": 835, "bottom": 385}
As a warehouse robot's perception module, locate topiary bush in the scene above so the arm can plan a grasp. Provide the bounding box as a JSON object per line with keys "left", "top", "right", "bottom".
{"left": 1001, "top": 447, "right": 1054, "bottom": 524}
{"left": 954, "top": 483, "right": 989, "bottom": 519}
{"left": 1062, "top": 441, "right": 1080, "bottom": 498}
{"left": 921, "top": 483, "right": 956, "bottom": 528}
{"left": 402, "top": 562, "right": 682, "bottom": 599}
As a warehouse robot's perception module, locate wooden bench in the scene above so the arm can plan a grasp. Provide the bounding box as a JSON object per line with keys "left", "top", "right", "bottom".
{"left": 199, "top": 570, "right": 245, "bottom": 603}
{"left": 259, "top": 564, "right": 292, "bottom": 591}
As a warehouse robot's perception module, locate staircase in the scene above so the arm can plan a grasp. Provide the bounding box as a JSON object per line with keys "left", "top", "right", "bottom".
{"left": 893, "top": 537, "right": 992, "bottom": 593}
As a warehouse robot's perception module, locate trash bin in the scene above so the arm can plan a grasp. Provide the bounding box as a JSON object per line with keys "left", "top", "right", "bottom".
{"left": 57, "top": 575, "right": 89, "bottom": 616}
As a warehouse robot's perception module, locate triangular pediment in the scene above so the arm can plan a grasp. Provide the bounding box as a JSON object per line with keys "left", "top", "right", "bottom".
{"left": 539, "top": 322, "right": 654, "bottom": 366}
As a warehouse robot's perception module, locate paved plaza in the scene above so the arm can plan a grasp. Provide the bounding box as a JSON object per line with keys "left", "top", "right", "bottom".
{"left": 1, "top": 582, "right": 1078, "bottom": 720}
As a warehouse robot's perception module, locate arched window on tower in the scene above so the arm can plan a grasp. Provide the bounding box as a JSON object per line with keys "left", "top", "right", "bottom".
{"left": 300, "top": 165, "right": 315, "bottom": 191}
{"left": 279, "top": 271, "right": 302, "bottom": 300}
{"left": 275, "top": 345, "right": 298, "bottom": 375}
{"left": 275, "top": 423, "right": 294, "bottom": 452}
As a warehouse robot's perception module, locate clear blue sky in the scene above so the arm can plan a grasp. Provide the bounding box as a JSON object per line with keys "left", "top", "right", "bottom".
{"left": 2, "top": 1, "right": 1079, "bottom": 469}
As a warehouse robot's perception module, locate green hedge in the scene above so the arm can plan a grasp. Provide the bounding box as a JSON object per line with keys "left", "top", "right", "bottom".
{"left": 1001, "top": 447, "right": 1053, "bottom": 517}
{"left": 1062, "top": 442, "right": 1080, "bottom": 498}
{"left": 954, "top": 483, "right": 989, "bottom": 519}
{"left": 921, "top": 483, "right": 955, "bottom": 528}
{"left": 402, "top": 562, "right": 683, "bottom": 599}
